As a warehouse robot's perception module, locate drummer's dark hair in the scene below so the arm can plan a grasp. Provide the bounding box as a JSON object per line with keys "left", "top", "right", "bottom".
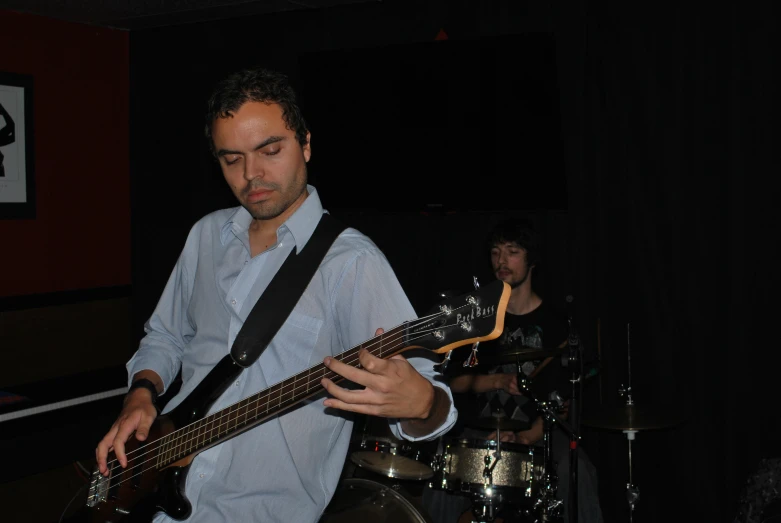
{"left": 487, "top": 217, "right": 541, "bottom": 267}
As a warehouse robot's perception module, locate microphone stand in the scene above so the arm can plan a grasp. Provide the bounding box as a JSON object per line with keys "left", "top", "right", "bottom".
{"left": 565, "top": 296, "right": 583, "bottom": 523}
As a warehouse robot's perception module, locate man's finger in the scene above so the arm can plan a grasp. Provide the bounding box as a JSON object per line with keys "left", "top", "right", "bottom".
{"left": 358, "top": 348, "right": 392, "bottom": 374}
{"left": 321, "top": 377, "right": 377, "bottom": 406}
{"left": 96, "top": 425, "right": 119, "bottom": 475}
{"left": 323, "top": 353, "right": 378, "bottom": 387}
{"left": 136, "top": 415, "right": 154, "bottom": 441}
{"left": 321, "top": 396, "right": 379, "bottom": 416}
{"left": 112, "top": 416, "right": 140, "bottom": 468}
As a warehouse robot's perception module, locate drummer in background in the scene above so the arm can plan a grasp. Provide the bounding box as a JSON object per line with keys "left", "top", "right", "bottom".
{"left": 421, "top": 217, "right": 604, "bottom": 523}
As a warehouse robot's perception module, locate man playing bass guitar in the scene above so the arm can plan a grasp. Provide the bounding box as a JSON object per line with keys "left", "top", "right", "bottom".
{"left": 93, "top": 66, "right": 471, "bottom": 523}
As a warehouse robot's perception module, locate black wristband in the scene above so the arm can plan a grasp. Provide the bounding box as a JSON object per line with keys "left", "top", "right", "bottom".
{"left": 127, "top": 378, "right": 159, "bottom": 405}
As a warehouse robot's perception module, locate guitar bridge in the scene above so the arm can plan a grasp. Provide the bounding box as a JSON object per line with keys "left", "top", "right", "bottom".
{"left": 86, "top": 467, "right": 111, "bottom": 507}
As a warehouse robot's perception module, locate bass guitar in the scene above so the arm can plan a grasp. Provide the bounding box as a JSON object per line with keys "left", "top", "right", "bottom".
{"left": 85, "top": 279, "right": 510, "bottom": 522}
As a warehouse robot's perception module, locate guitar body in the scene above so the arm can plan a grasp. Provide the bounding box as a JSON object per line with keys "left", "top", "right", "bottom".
{"left": 84, "top": 280, "right": 510, "bottom": 523}
{"left": 87, "top": 358, "right": 243, "bottom": 523}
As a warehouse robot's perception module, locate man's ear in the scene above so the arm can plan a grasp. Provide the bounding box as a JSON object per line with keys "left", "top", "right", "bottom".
{"left": 303, "top": 131, "right": 312, "bottom": 162}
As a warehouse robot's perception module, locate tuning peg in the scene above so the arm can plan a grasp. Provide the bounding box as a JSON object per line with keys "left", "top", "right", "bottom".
{"left": 433, "top": 351, "right": 452, "bottom": 374}
{"left": 463, "top": 342, "right": 480, "bottom": 367}
{"left": 473, "top": 276, "right": 480, "bottom": 289}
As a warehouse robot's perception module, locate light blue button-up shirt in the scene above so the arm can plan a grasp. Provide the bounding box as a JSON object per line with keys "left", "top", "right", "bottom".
{"left": 127, "top": 186, "right": 457, "bottom": 523}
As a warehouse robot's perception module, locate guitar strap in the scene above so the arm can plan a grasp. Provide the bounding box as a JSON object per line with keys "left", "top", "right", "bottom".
{"left": 229, "top": 212, "right": 347, "bottom": 368}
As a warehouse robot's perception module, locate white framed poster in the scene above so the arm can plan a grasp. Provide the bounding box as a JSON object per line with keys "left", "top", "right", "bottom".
{"left": 0, "top": 72, "right": 35, "bottom": 219}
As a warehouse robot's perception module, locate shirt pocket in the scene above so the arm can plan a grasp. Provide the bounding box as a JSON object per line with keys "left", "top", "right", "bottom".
{"left": 262, "top": 310, "right": 324, "bottom": 380}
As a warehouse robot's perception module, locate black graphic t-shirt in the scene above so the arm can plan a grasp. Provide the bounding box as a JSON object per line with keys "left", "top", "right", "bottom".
{"left": 447, "top": 301, "right": 570, "bottom": 433}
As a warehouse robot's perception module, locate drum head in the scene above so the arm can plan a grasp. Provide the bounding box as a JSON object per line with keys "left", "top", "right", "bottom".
{"left": 350, "top": 450, "right": 434, "bottom": 480}
{"left": 320, "top": 478, "right": 430, "bottom": 523}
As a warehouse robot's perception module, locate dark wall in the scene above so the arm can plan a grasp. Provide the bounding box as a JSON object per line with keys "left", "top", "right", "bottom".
{"left": 297, "top": 34, "right": 567, "bottom": 212}
{"left": 128, "top": 3, "right": 781, "bottom": 523}
{"left": 0, "top": 11, "right": 134, "bottom": 503}
{"left": 0, "top": 11, "right": 130, "bottom": 297}
{"left": 0, "top": 12, "right": 133, "bottom": 389}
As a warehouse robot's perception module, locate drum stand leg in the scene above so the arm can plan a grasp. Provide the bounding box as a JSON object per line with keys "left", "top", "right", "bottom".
{"left": 469, "top": 497, "right": 501, "bottom": 523}
{"left": 538, "top": 413, "right": 565, "bottom": 523}
{"left": 515, "top": 371, "right": 573, "bottom": 523}
{"left": 624, "top": 430, "right": 639, "bottom": 523}
{"left": 468, "top": 442, "right": 504, "bottom": 522}
{"left": 622, "top": 326, "right": 640, "bottom": 523}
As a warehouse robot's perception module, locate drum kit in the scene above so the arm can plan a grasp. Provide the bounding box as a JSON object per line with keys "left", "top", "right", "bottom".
{"left": 320, "top": 343, "right": 580, "bottom": 523}
{"left": 320, "top": 320, "right": 689, "bottom": 523}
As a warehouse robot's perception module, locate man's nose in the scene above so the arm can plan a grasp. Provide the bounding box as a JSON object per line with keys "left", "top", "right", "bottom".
{"left": 244, "top": 155, "right": 265, "bottom": 181}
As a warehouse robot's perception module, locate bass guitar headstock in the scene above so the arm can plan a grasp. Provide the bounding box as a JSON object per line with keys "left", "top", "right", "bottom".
{"left": 405, "top": 279, "right": 510, "bottom": 356}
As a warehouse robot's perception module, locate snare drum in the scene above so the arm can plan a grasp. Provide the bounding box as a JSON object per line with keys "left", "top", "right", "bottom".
{"left": 350, "top": 414, "right": 438, "bottom": 481}
{"left": 431, "top": 438, "right": 543, "bottom": 500}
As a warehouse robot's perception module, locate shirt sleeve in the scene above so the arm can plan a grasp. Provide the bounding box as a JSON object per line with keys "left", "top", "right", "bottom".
{"left": 330, "top": 234, "right": 457, "bottom": 442}
{"left": 126, "top": 227, "right": 199, "bottom": 393}
{"left": 391, "top": 349, "right": 459, "bottom": 442}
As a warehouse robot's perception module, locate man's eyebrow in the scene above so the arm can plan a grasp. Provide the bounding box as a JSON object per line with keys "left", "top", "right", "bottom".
{"left": 217, "top": 136, "right": 286, "bottom": 157}
{"left": 253, "top": 136, "right": 285, "bottom": 151}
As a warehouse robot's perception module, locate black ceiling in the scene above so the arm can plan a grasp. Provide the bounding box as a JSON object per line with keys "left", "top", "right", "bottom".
{"left": 0, "top": 0, "right": 379, "bottom": 30}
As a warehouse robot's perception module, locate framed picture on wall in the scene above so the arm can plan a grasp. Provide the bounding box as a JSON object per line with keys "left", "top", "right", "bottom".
{"left": 0, "top": 72, "right": 35, "bottom": 219}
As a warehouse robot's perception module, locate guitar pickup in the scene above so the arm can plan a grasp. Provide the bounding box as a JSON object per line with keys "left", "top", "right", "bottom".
{"left": 86, "top": 467, "right": 110, "bottom": 507}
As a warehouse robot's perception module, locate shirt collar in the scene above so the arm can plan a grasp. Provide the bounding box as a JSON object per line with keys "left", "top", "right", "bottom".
{"left": 219, "top": 185, "right": 325, "bottom": 253}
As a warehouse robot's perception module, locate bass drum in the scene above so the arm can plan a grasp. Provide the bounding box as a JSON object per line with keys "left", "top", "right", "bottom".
{"left": 319, "top": 478, "right": 432, "bottom": 523}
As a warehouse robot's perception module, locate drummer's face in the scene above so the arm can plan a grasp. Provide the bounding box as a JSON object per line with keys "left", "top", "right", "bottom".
{"left": 491, "top": 242, "right": 532, "bottom": 289}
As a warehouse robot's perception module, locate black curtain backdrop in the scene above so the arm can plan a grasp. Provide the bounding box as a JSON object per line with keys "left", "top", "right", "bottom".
{"left": 127, "top": 4, "right": 781, "bottom": 522}
{"left": 554, "top": 12, "right": 781, "bottom": 523}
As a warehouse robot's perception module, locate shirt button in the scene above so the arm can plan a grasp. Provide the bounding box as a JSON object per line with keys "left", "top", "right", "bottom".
{"left": 199, "top": 473, "right": 205, "bottom": 478}
{"left": 235, "top": 380, "right": 240, "bottom": 386}
{"left": 231, "top": 299, "right": 237, "bottom": 306}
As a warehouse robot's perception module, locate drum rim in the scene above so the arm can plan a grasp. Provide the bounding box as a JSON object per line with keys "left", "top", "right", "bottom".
{"left": 326, "top": 477, "right": 429, "bottom": 523}
{"left": 445, "top": 437, "right": 536, "bottom": 452}
{"left": 349, "top": 451, "right": 435, "bottom": 480}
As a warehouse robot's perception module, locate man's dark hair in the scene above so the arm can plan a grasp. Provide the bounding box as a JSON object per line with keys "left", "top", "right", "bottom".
{"left": 204, "top": 67, "right": 309, "bottom": 155}
{"left": 486, "top": 217, "right": 541, "bottom": 267}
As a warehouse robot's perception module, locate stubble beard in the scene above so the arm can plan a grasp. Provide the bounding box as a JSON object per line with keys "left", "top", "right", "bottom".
{"left": 500, "top": 266, "right": 530, "bottom": 290}
{"left": 241, "top": 174, "right": 307, "bottom": 221}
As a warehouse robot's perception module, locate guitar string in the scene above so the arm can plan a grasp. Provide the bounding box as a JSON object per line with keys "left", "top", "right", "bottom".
{"left": 95, "top": 301, "right": 492, "bottom": 494}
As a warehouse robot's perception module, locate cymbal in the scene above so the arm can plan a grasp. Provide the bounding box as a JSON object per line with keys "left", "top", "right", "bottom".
{"left": 582, "top": 404, "right": 687, "bottom": 431}
{"left": 477, "top": 345, "right": 569, "bottom": 366}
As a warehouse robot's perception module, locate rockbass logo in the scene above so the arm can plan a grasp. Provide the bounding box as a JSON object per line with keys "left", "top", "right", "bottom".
{"left": 456, "top": 304, "right": 496, "bottom": 325}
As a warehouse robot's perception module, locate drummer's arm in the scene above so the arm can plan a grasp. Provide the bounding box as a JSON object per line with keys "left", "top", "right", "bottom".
{"left": 450, "top": 373, "right": 517, "bottom": 394}
{"left": 515, "top": 416, "right": 544, "bottom": 446}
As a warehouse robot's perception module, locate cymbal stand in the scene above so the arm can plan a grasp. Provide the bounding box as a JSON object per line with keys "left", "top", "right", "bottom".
{"left": 618, "top": 323, "right": 639, "bottom": 523}
{"left": 565, "top": 308, "right": 583, "bottom": 523}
